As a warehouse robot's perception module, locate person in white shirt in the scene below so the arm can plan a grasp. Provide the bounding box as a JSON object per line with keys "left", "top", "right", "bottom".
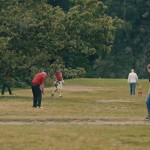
{"left": 128, "top": 69, "right": 138, "bottom": 95}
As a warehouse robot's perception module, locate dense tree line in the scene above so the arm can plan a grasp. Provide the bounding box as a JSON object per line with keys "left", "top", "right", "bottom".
{"left": 0, "top": 0, "right": 122, "bottom": 86}
{"left": 49, "top": 0, "right": 150, "bottom": 78}
{"left": 99, "top": 0, "right": 150, "bottom": 78}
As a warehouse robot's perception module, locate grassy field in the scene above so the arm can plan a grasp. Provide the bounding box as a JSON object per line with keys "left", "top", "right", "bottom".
{"left": 0, "top": 78, "right": 150, "bottom": 150}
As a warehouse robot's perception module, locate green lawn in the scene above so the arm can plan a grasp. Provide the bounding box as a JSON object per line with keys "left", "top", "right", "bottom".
{"left": 0, "top": 78, "right": 150, "bottom": 150}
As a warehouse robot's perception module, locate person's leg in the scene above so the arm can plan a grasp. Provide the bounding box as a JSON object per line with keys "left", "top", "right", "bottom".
{"left": 7, "top": 85, "right": 12, "bottom": 95}
{"left": 58, "top": 89, "right": 62, "bottom": 97}
{"left": 31, "top": 85, "right": 37, "bottom": 107}
{"left": 36, "top": 87, "right": 42, "bottom": 107}
{"left": 145, "top": 94, "right": 150, "bottom": 117}
{"left": 130, "top": 83, "right": 133, "bottom": 95}
{"left": 54, "top": 88, "right": 58, "bottom": 93}
{"left": 1, "top": 84, "right": 6, "bottom": 95}
{"left": 58, "top": 82, "right": 62, "bottom": 97}
{"left": 133, "top": 83, "right": 136, "bottom": 95}
{"left": 52, "top": 82, "right": 58, "bottom": 97}
{"left": 51, "top": 88, "right": 57, "bottom": 97}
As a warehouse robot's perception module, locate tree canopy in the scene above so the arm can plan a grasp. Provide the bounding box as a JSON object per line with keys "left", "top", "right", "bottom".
{"left": 0, "top": 0, "right": 123, "bottom": 85}
{"left": 49, "top": 0, "right": 150, "bottom": 79}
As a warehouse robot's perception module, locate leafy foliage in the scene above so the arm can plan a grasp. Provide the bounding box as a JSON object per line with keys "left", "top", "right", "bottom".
{"left": 50, "top": 0, "right": 150, "bottom": 79}
{"left": 0, "top": 0, "right": 123, "bottom": 86}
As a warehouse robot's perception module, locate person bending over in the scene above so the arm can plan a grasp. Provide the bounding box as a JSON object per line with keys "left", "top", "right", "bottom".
{"left": 31, "top": 70, "right": 48, "bottom": 108}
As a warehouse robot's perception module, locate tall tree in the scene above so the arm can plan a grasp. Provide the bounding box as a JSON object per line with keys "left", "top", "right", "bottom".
{"left": 64, "top": 0, "right": 123, "bottom": 72}
{"left": 0, "top": 0, "right": 123, "bottom": 85}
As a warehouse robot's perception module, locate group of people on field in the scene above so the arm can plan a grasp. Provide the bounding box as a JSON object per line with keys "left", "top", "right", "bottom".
{"left": 1, "top": 65, "right": 150, "bottom": 119}
{"left": 31, "top": 69, "right": 63, "bottom": 108}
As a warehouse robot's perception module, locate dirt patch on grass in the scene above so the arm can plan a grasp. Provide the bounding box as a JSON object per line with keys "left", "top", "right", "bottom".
{"left": 19, "top": 85, "right": 120, "bottom": 93}
{"left": 0, "top": 120, "right": 150, "bottom": 125}
{"left": 46, "top": 85, "right": 118, "bottom": 92}
{"left": 95, "top": 99, "right": 141, "bottom": 103}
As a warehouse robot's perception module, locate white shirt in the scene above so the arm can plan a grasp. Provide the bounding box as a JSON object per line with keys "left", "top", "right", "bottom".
{"left": 128, "top": 72, "right": 138, "bottom": 83}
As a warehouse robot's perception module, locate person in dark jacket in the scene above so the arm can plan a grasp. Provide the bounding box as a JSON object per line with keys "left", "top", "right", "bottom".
{"left": 1, "top": 68, "right": 13, "bottom": 95}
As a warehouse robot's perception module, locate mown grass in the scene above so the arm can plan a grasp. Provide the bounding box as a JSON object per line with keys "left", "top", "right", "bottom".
{"left": 0, "top": 79, "right": 148, "bottom": 121}
{"left": 0, "top": 78, "right": 150, "bottom": 150}
{"left": 1, "top": 125, "right": 150, "bottom": 150}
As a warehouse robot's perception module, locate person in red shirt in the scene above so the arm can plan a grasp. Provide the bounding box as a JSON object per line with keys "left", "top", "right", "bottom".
{"left": 31, "top": 70, "right": 48, "bottom": 108}
{"left": 51, "top": 70, "right": 64, "bottom": 98}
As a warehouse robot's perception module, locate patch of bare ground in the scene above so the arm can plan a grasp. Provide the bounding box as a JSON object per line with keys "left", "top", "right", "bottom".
{"left": 95, "top": 99, "right": 142, "bottom": 103}
{"left": 0, "top": 119, "right": 150, "bottom": 125}
{"left": 22, "top": 85, "right": 118, "bottom": 92}
{"left": 49, "top": 85, "right": 118, "bottom": 92}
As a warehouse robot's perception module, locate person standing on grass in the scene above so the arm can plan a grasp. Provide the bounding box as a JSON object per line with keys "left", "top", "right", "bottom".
{"left": 145, "top": 64, "right": 150, "bottom": 120}
{"left": 51, "top": 70, "right": 64, "bottom": 98}
{"left": 128, "top": 69, "right": 138, "bottom": 95}
{"left": 1, "top": 68, "right": 13, "bottom": 95}
{"left": 31, "top": 70, "right": 48, "bottom": 108}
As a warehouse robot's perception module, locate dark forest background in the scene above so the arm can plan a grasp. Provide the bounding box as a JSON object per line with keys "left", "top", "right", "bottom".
{"left": 48, "top": 0, "right": 150, "bottom": 78}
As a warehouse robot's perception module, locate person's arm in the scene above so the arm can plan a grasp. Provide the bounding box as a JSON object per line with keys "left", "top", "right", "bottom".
{"left": 62, "top": 78, "right": 64, "bottom": 83}
{"left": 54, "top": 74, "right": 57, "bottom": 81}
{"left": 128, "top": 75, "right": 130, "bottom": 83}
{"left": 40, "top": 83, "right": 44, "bottom": 95}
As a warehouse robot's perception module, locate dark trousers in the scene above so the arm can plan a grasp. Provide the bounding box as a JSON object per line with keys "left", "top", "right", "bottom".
{"left": 31, "top": 83, "right": 42, "bottom": 107}
{"left": 130, "top": 83, "right": 136, "bottom": 95}
{"left": 1, "top": 83, "right": 12, "bottom": 95}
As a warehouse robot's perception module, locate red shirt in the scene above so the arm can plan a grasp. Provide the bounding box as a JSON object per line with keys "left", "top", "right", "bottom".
{"left": 55, "top": 71, "right": 62, "bottom": 81}
{"left": 32, "top": 73, "right": 45, "bottom": 85}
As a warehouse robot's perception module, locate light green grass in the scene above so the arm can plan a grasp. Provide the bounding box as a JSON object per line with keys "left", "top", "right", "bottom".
{"left": 0, "top": 78, "right": 150, "bottom": 150}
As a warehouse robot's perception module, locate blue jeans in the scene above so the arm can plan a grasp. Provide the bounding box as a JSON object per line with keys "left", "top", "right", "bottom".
{"left": 145, "top": 94, "right": 150, "bottom": 116}
{"left": 130, "top": 83, "right": 136, "bottom": 95}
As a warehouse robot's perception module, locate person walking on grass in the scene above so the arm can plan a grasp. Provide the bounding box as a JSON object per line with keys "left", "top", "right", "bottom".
{"left": 51, "top": 70, "right": 64, "bottom": 98}
{"left": 128, "top": 69, "right": 138, "bottom": 95}
{"left": 145, "top": 64, "right": 150, "bottom": 120}
{"left": 1, "top": 68, "right": 13, "bottom": 95}
{"left": 31, "top": 70, "right": 48, "bottom": 108}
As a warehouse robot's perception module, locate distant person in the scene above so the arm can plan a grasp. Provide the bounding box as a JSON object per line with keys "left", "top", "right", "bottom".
{"left": 31, "top": 70, "right": 48, "bottom": 108}
{"left": 145, "top": 64, "right": 150, "bottom": 120}
{"left": 128, "top": 69, "right": 138, "bottom": 95}
{"left": 51, "top": 70, "right": 64, "bottom": 98}
{"left": 1, "top": 68, "right": 13, "bottom": 95}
